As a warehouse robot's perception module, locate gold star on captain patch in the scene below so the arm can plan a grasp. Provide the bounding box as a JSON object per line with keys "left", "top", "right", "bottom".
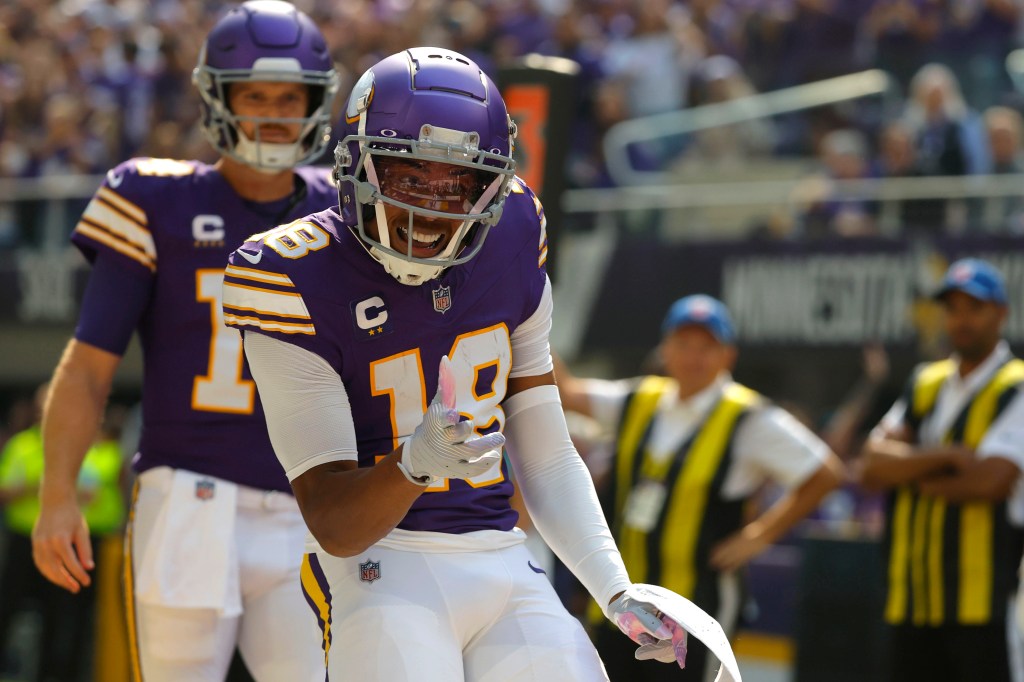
{"left": 376, "top": 326, "right": 383, "bottom": 333}
{"left": 368, "top": 329, "right": 376, "bottom": 336}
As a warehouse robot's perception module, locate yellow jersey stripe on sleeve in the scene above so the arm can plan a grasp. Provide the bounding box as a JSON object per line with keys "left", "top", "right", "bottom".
{"left": 82, "top": 199, "right": 156, "bottom": 261}
{"left": 223, "top": 282, "right": 312, "bottom": 319}
{"left": 74, "top": 223, "right": 156, "bottom": 271}
{"left": 224, "top": 264, "right": 294, "bottom": 287}
{"left": 97, "top": 187, "right": 147, "bottom": 225}
{"left": 223, "top": 313, "right": 316, "bottom": 335}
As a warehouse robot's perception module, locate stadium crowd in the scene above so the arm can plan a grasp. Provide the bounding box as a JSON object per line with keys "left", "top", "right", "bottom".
{"left": 2, "top": 0, "right": 1024, "bottom": 234}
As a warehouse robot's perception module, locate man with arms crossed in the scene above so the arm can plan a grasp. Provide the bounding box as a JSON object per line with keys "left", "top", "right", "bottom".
{"left": 861, "top": 258, "right": 1024, "bottom": 682}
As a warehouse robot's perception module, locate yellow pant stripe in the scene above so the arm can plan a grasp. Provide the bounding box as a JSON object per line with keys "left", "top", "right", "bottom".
{"left": 885, "top": 488, "right": 913, "bottom": 624}
{"left": 123, "top": 482, "right": 142, "bottom": 682}
{"left": 300, "top": 555, "right": 332, "bottom": 667}
{"left": 959, "top": 503, "right": 993, "bottom": 624}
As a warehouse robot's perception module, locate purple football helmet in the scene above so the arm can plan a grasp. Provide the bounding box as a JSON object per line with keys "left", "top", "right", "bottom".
{"left": 335, "top": 47, "right": 517, "bottom": 285}
{"left": 193, "top": 0, "right": 339, "bottom": 171}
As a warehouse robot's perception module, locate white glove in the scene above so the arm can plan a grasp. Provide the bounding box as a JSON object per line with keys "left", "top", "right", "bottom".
{"left": 398, "top": 356, "right": 504, "bottom": 486}
{"left": 608, "top": 585, "right": 688, "bottom": 667}
{"left": 607, "top": 584, "right": 742, "bottom": 682}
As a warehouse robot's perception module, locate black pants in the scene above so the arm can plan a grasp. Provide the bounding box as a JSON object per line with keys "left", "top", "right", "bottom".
{"left": 596, "top": 622, "right": 711, "bottom": 682}
{"left": 887, "top": 622, "right": 1012, "bottom": 682}
{"left": 0, "top": 531, "right": 99, "bottom": 682}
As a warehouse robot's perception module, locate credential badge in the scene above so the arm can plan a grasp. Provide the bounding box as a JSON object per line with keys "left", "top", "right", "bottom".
{"left": 432, "top": 285, "right": 452, "bottom": 314}
{"left": 359, "top": 559, "right": 381, "bottom": 583}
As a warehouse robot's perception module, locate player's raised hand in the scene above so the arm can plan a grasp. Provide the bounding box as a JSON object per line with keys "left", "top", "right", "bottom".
{"left": 32, "top": 495, "right": 94, "bottom": 593}
{"left": 398, "top": 356, "right": 503, "bottom": 486}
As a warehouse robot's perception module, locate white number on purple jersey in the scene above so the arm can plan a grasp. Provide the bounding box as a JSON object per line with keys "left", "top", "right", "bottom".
{"left": 370, "top": 324, "right": 511, "bottom": 491}
{"left": 193, "top": 269, "right": 255, "bottom": 413}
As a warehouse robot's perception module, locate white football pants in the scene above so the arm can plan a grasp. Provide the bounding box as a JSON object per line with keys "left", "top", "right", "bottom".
{"left": 302, "top": 531, "right": 608, "bottom": 681}
{"left": 127, "top": 467, "right": 322, "bottom": 682}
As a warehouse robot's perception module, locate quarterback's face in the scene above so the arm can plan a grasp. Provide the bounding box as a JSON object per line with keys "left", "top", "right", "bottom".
{"left": 371, "top": 156, "right": 491, "bottom": 259}
{"left": 660, "top": 326, "right": 736, "bottom": 399}
{"left": 228, "top": 81, "right": 310, "bottom": 143}
{"left": 942, "top": 291, "right": 1006, "bottom": 361}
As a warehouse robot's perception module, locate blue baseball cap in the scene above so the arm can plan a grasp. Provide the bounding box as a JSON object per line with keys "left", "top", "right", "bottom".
{"left": 934, "top": 258, "right": 1007, "bottom": 305}
{"left": 661, "top": 295, "right": 735, "bottom": 344}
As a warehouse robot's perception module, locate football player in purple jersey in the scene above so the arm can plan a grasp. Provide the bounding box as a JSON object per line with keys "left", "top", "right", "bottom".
{"left": 223, "top": 47, "right": 738, "bottom": 681}
{"left": 31, "top": 2, "right": 339, "bottom": 680}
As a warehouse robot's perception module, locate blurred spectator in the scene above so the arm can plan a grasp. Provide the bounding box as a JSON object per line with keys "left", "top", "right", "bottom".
{"left": 542, "top": 6, "right": 607, "bottom": 188}
{"left": 0, "top": 384, "right": 126, "bottom": 682}
{"left": 902, "top": 63, "right": 989, "bottom": 177}
{"left": 490, "top": 0, "right": 554, "bottom": 65}
{"left": 598, "top": 0, "right": 708, "bottom": 172}
{"left": 784, "top": 0, "right": 872, "bottom": 84}
{"left": 601, "top": 0, "right": 704, "bottom": 119}
{"left": 861, "top": 0, "right": 943, "bottom": 89}
{"left": 742, "top": 0, "right": 798, "bottom": 92}
{"left": 976, "top": 105, "right": 1024, "bottom": 232}
{"left": 441, "top": 0, "right": 499, "bottom": 79}
{"left": 683, "top": 0, "right": 749, "bottom": 60}
{"left": 940, "top": 0, "right": 1021, "bottom": 110}
{"left": 900, "top": 63, "right": 990, "bottom": 232}
{"left": 683, "top": 54, "right": 778, "bottom": 164}
{"left": 874, "top": 119, "right": 949, "bottom": 234}
{"left": 793, "top": 128, "right": 880, "bottom": 238}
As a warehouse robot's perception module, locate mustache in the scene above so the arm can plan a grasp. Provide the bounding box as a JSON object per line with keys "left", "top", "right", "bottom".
{"left": 255, "top": 124, "right": 292, "bottom": 136}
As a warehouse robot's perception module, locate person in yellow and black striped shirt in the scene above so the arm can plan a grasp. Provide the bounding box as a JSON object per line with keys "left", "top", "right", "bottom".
{"left": 861, "top": 258, "right": 1024, "bottom": 682}
{"left": 555, "top": 294, "right": 844, "bottom": 682}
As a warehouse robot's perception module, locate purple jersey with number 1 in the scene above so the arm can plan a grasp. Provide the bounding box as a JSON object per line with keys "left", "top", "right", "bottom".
{"left": 71, "top": 157, "right": 337, "bottom": 493}
{"left": 222, "top": 178, "right": 549, "bottom": 533}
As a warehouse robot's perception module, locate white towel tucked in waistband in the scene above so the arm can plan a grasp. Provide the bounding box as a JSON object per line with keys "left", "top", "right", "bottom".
{"left": 134, "top": 468, "right": 243, "bottom": 617}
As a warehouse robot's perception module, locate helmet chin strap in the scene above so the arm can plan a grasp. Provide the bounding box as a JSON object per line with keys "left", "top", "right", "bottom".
{"left": 370, "top": 245, "right": 445, "bottom": 286}
{"left": 234, "top": 129, "right": 303, "bottom": 173}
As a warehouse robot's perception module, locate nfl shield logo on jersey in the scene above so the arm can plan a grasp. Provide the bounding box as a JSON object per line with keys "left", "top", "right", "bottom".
{"left": 359, "top": 559, "right": 381, "bottom": 583}
{"left": 195, "top": 479, "right": 216, "bottom": 501}
{"left": 432, "top": 285, "right": 452, "bottom": 314}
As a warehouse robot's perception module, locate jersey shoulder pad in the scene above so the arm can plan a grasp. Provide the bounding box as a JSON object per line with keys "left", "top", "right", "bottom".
{"left": 104, "top": 158, "right": 200, "bottom": 203}
{"left": 222, "top": 215, "right": 334, "bottom": 337}
{"left": 70, "top": 158, "right": 198, "bottom": 272}
{"left": 500, "top": 176, "right": 548, "bottom": 269}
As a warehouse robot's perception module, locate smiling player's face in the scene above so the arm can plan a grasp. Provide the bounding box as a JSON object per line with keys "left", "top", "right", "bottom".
{"left": 367, "top": 156, "right": 490, "bottom": 259}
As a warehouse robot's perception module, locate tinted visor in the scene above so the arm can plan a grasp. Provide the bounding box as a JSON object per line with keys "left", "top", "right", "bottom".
{"left": 373, "top": 155, "right": 493, "bottom": 216}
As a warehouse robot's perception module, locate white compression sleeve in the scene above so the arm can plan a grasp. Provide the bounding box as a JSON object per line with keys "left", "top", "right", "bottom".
{"left": 509, "top": 275, "right": 554, "bottom": 379}
{"left": 243, "top": 332, "right": 358, "bottom": 481}
{"left": 503, "top": 383, "right": 631, "bottom": 617}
